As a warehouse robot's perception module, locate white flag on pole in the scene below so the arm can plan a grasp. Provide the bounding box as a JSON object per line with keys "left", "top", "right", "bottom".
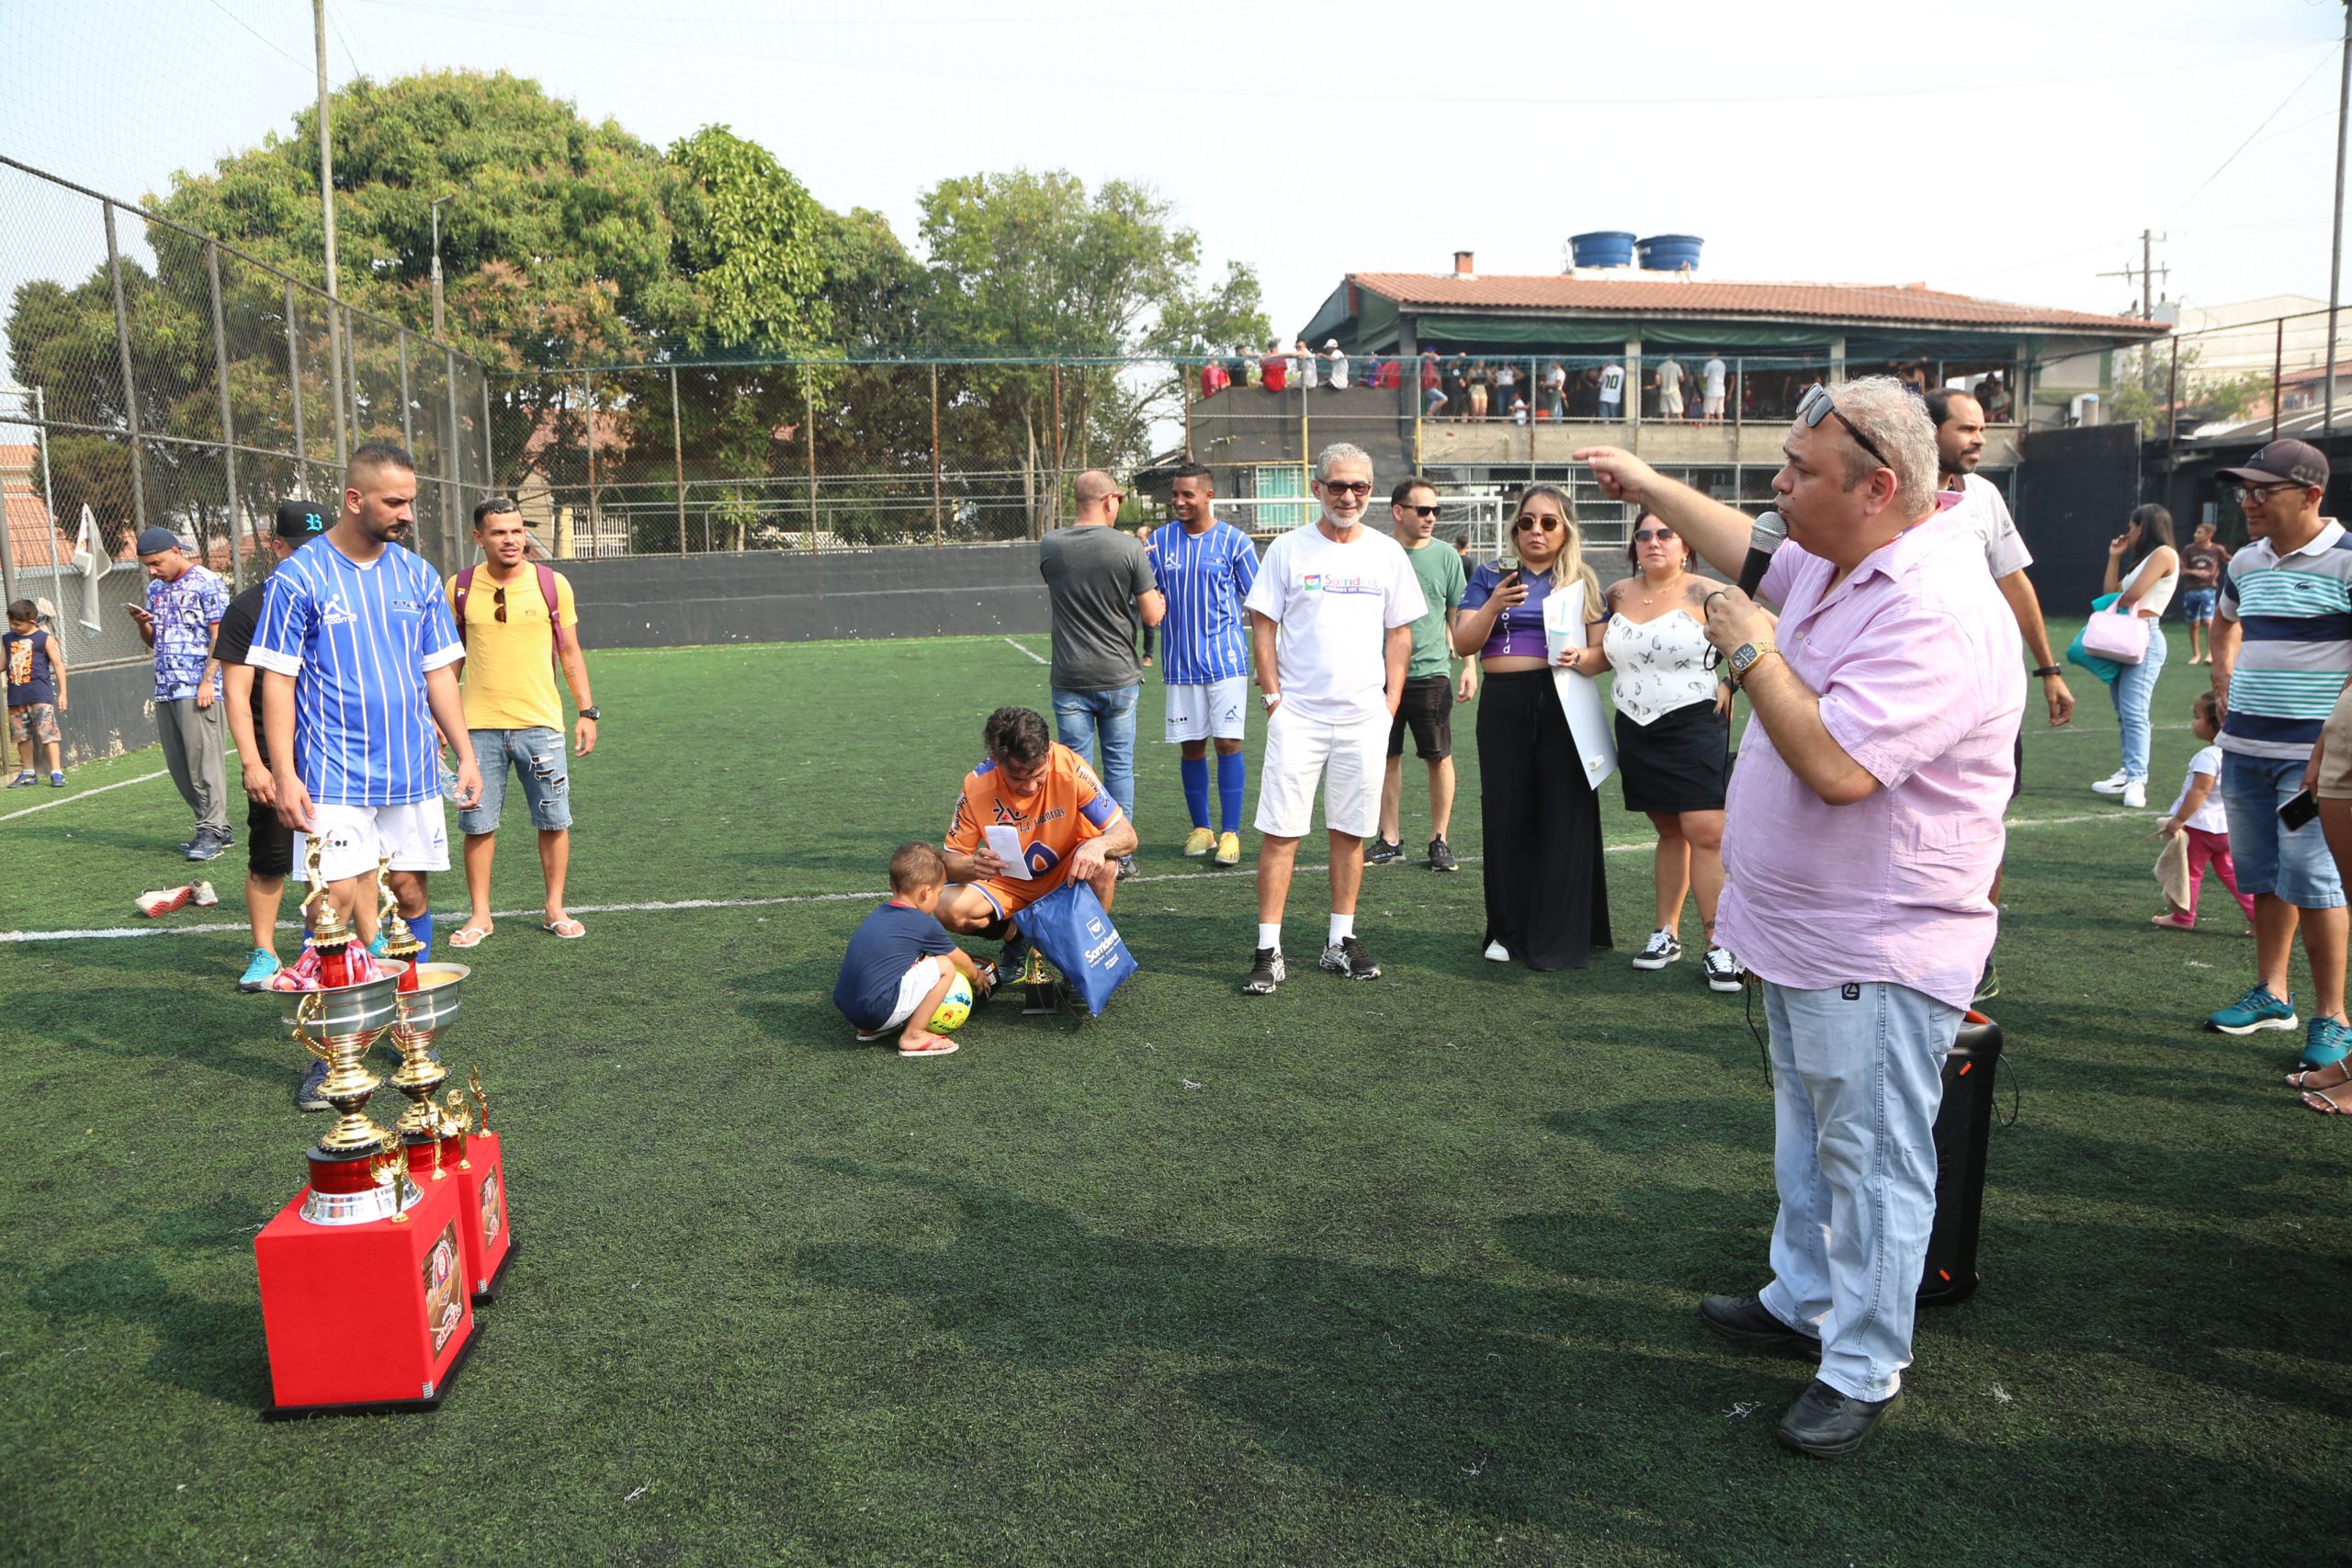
{"left": 72, "top": 503, "right": 104, "bottom": 633}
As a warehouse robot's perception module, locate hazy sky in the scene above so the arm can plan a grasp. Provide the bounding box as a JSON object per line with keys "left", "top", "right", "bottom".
{"left": 4, "top": 0, "right": 2346, "bottom": 337}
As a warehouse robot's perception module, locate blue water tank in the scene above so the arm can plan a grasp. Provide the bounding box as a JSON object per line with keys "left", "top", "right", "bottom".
{"left": 1568, "top": 231, "right": 1637, "bottom": 269}
{"left": 1636, "top": 234, "right": 1704, "bottom": 273}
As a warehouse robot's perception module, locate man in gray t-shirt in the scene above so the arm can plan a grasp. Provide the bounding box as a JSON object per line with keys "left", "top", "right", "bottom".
{"left": 1039, "top": 470, "right": 1165, "bottom": 868}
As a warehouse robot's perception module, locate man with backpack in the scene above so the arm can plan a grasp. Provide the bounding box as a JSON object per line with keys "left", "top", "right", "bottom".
{"left": 446, "top": 496, "right": 598, "bottom": 946}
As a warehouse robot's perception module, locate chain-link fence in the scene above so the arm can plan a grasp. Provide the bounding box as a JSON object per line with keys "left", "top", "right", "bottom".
{"left": 0, "top": 156, "right": 492, "bottom": 668}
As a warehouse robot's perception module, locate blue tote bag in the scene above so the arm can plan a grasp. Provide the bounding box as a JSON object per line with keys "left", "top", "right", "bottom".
{"left": 1013, "top": 878, "right": 1138, "bottom": 1018}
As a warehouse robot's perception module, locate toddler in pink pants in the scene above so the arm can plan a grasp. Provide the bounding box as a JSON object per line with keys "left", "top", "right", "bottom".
{"left": 2153, "top": 693, "right": 2255, "bottom": 931}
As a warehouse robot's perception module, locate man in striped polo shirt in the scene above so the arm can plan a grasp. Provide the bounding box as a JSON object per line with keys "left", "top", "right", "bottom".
{"left": 1147, "top": 463, "right": 1259, "bottom": 868}
{"left": 2204, "top": 439, "right": 2351, "bottom": 1067}
{"left": 252, "top": 443, "right": 483, "bottom": 963}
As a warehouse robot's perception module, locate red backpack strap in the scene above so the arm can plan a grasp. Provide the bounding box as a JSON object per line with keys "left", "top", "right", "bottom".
{"left": 536, "top": 563, "right": 568, "bottom": 669}
{"left": 452, "top": 565, "right": 477, "bottom": 649}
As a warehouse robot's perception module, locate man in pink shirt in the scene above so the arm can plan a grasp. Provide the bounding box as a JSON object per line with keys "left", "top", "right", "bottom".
{"left": 1575, "top": 378, "right": 2024, "bottom": 1459}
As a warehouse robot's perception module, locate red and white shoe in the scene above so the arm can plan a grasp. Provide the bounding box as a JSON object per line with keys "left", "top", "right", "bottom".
{"left": 190, "top": 880, "right": 219, "bottom": 907}
{"left": 136, "top": 884, "right": 196, "bottom": 918}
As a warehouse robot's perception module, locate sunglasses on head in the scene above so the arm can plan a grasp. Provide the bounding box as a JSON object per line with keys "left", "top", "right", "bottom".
{"left": 1796, "top": 384, "right": 1894, "bottom": 472}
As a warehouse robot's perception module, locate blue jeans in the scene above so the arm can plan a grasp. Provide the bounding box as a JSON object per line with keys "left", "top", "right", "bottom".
{"left": 1052, "top": 685, "right": 1139, "bottom": 822}
{"left": 2111, "top": 622, "right": 2167, "bottom": 783}
{"left": 458, "top": 727, "right": 572, "bottom": 835}
{"left": 1757, "top": 979, "right": 1960, "bottom": 1403}
{"left": 2221, "top": 750, "right": 2346, "bottom": 908}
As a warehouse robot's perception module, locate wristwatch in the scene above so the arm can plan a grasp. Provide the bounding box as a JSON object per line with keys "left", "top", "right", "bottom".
{"left": 578, "top": 705, "right": 601, "bottom": 720}
{"left": 1726, "top": 640, "right": 1779, "bottom": 689}
{"left": 2030, "top": 666, "right": 2063, "bottom": 678}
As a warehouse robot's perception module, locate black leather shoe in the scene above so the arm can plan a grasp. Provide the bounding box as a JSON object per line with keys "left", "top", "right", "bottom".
{"left": 1699, "top": 1293, "right": 1820, "bottom": 1359}
{"left": 1776, "top": 1379, "right": 1901, "bottom": 1459}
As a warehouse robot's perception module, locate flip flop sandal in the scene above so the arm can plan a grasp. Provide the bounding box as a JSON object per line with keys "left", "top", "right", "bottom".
{"left": 541, "top": 918, "right": 586, "bottom": 939}
{"left": 2301, "top": 1084, "right": 2352, "bottom": 1114}
{"left": 449, "top": 924, "right": 492, "bottom": 949}
{"left": 2290, "top": 1059, "right": 2352, "bottom": 1090}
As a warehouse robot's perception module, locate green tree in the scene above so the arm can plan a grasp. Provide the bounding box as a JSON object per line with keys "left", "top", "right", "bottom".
{"left": 2112, "top": 342, "right": 2267, "bottom": 438}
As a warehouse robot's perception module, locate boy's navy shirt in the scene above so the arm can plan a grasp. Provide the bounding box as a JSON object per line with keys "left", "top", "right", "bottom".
{"left": 833, "top": 900, "right": 956, "bottom": 1031}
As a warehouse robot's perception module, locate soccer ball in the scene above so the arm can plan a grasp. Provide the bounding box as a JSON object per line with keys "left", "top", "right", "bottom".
{"left": 931, "top": 973, "right": 975, "bottom": 1032}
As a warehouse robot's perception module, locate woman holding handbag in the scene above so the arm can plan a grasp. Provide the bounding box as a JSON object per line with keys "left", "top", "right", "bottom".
{"left": 2090, "top": 503, "right": 2179, "bottom": 808}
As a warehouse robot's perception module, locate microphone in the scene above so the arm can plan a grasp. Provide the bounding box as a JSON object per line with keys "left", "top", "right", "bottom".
{"left": 1736, "top": 509, "right": 1787, "bottom": 597}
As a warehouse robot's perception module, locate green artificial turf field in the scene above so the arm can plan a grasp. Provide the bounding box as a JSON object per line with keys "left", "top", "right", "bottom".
{"left": 3, "top": 624, "right": 2348, "bottom": 1566}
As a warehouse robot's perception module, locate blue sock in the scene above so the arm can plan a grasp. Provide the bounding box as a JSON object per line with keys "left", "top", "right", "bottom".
{"left": 407, "top": 908, "right": 433, "bottom": 966}
{"left": 1181, "top": 755, "right": 1211, "bottom": 829}
{"left": 1217, "top": 750, "right": 1246, "bottom": 835}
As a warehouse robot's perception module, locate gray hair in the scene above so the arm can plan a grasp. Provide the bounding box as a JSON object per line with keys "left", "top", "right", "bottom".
{"left": 1314, "top": 442, "right": 1373, "bottom": 482}
{"left": 1817, "top": 376, "right": 1937, "bottom": 519}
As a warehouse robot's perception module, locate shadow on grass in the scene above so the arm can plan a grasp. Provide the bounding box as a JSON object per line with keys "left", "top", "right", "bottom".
{"left": 21, "top": 980, "right": 300, "bottom": 1093}
{"left": 791, "top": 1160, "right": 2331, "bottom": 1561}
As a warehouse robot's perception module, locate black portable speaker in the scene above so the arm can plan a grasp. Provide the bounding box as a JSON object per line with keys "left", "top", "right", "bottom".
{"left": 1917, "top": 1011, "right": 2002, "bottom": 1307}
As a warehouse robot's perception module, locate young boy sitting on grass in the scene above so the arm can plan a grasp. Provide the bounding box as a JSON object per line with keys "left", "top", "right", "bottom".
{"left": 833, "top": 841, "right": 993, "bottom": 1058}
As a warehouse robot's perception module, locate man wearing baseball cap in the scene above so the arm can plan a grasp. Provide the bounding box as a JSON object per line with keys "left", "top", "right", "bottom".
{"left": 214, "top": 499, "right": 327, "bottom": 1009}
{"left": 2203, "top": 439, "right": 2352, "bottom": 1074}
{"left": 125, "top": 525, "right": 233, "bottom": 861}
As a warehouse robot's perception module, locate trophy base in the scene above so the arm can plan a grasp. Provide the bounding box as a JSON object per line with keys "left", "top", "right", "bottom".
{"left": 254, "top": 1172, "right": 477, "bottom": 1416}
{"left": 452, "top": 1129, "right": 516, "bottom": 1304}
{"left": 261, "top": 1325, "right": 481, "bottom": 1422}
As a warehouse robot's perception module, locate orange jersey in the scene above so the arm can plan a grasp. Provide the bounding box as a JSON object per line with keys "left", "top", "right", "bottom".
{"left": 946, "top": 743, "right": 1124, "bottom": 885}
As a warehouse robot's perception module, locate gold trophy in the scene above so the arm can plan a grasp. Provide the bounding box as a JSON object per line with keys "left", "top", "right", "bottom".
{"left": 441, "top": 1089, "right": 472, "bottom": 1172}
{"left": 290, "top": 840, "right": 416, "bottom": 1224}
{"left": 386, "top": 917, "right": 469, "bottom": 1183}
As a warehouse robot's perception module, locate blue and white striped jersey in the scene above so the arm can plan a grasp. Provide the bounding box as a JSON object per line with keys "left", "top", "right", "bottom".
{"left": 2217, "top": 520, "right": 2352, "bottom": 761}
{"left": 1146, "top": 519, "right": 1259, "bottom": 684}
{"left": 246, "top": 539, "right": 465, "bottom": 806}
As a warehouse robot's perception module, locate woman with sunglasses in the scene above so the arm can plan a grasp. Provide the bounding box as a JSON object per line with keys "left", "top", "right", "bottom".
{"left": 1583, "top": 513, "right": 1742, "bottom": 990}
{"left": 2090, "top": 503, "right": 2179, "bottom": 810}
{"left": 1453, "top": 486, "right": 1613, "bottom": 969}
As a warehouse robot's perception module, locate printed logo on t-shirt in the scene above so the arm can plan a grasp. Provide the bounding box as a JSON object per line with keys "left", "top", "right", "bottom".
{"left": 320, "top": 593, "right": 358, "bottom": 627}
{"left": 1303, "top": 573, "right": 1378, "bottom": 596}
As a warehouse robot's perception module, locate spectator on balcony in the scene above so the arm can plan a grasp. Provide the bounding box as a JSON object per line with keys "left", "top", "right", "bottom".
{"left": 1324, "top": 339, "right": 1351, "bottom": 389}
{"left": 1237, "top": 347, "right": 1261, "bottom": 389}
{"left": 1200, "top": 358, "right": 1229, "bottom": 399}
{"left": 1598, "top": 359, "right": 1628, "bottom": 423}
{"left": 1422, "top": 350, "right": 1446, "bottom": 416}
{"left": 1977, "top": 372, "right": 2013, "bottom": 423}
{"left": 1467, "top": 360, "right": 1491, "bottom": 421}
{"left": 1655, "top": 355, "right": 1688, "bottom": 423}
{"left": 1261, "top": 343, "right": 1289, "bottom": 392}
{"left": 1543, "top": 361, "right": 1567, "bottom": 421}
{"left": 1702, "top": 353, "right": 1728, "bottom": 423}
{"left": 1294, "top": 338, "right": 1319, "bottom": 390}
{"left": 1438, "top": 353, "right": 1464, "bottom": 417}
{"left": 1495, "top": 362, "right": 1518, "bottom": 418}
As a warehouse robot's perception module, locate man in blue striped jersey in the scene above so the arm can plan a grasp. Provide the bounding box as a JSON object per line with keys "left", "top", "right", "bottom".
{"left": 1146, "top": 464, "right": 1259, "bottom": 868}
{"left": 250, "top": 443, "right": 483, "bottom": 962}
{"left": 2203, "top": 438, "right": 2351, "bottom": 1067}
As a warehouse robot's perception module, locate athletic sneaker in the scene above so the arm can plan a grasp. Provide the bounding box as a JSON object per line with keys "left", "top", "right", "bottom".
{"left": 1214, "top": 832, "right": 1241, "bottom": 868}
{"left": 1631, "top": 930, "right": 1682, "bottom": 970}
{"left": 2091, "top": 772, "right": 2128, "bottom": 795}
{"left": 1484, "top": 940, "right": 1511, "bottom": 963}
{"left": 899, "top": 1034, "right": 958, "bottom": 1058}
{"left": 295, "top": 1057, "right": 333, "bottom": 1112}
{"left": 6, "top": 772, "right": 32, "bottom": 788}
{"left": 238, "top": 949, "right": 282, "bottom": 993}
{"left": 137, "top": 884, "right": 199, "bottom": 919}
{"left": 1366, "top": 838, "right": 1405, "bottom": 864}
{"left": 185, "top": 829, "right": 226, "bottom": 863}
{"left": 998, "top": 931, "right": 1033, "bottom": 979}
{"left": 1117, "top": 855, "right": 1137, "bottom": 881}
{"left": 1183, "top": 827, "right": 1216, "bottom": 857}
{"left": 1242, "top": 946, "right": 1285, "bottom": 995}
{"left": 1319, "top": 935, "right": 1381, "bottom": 980}
{"left": 1703, "top": 946, "right": 1745, "bottom": 993}
{"left": 2209, "top": 983, "right": 2297, "bottom": 1035}
{"left": 48, "top": 771, "right": 64, "bottom": 786}
{"left": 1973, "top": 959, "right": 1999, "bottom": 1003}
{"left": 1428, "top": 836, "right": 1458, "bottom": 873}
{"left": 2121, "top": 781, "right": 2147, "bottom": 809}
{"left": 2301, "top": 1016, "right": 2352, "bottom": 1069}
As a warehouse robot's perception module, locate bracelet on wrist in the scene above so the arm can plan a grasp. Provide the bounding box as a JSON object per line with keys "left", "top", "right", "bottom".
{"left": 2030, "top": 665, "right": 2062, "bottom": 678}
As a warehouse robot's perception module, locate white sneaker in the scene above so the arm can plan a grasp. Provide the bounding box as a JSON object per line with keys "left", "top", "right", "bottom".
{"left": 1703, "top": 945, "right": 1745, "bottom": 993}
{"left": 1632, "top": 929, "right": 1682, "bottom": 970}
{"left": 2090, "top": 777, "right": 2128, "bottom": 796}
{"left": 2122, "top": 781, "right": 2147, "bottom": 809}
{"left": 1484, "top": 940, "right": 1511, "bottom": 963}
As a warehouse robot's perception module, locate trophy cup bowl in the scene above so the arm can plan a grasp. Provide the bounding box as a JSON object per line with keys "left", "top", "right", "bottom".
{"left": 290, "top": 964, "right": 417, "bottom": 1224}
{"left": 389, "top": 963, "right": 469, "bottom": 1167}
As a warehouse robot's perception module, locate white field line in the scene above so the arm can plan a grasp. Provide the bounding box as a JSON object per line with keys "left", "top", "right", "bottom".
{"left": 0, "top": 770, "right": 169, "bottom": 823}
{"left": 1001, "top": 637, "right": 1049, "bottom": 666}
{"left": 0, "top": 808, "right": 2138, "bottom": 945}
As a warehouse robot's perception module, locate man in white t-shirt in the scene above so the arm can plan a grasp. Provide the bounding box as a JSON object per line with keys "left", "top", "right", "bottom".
{"left": 1324, "top": 339, "right": 1350, "bottom": 389}
{"left": 1598, "top": 361, "right": 1626, "bottom": 420}
{"left": 1702, "top": 355, "right": 1728, "bottom": 422}
{"left": 1241, "top": 442, "right": 1427, "bottom": 993}
{"left": 1655, "top": 356, "right": 1687, "bottom": 421}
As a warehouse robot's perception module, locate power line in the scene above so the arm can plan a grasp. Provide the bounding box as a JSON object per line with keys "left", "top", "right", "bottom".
{"left": 2165, "top": 46, "right": 2341, "bottom": 227}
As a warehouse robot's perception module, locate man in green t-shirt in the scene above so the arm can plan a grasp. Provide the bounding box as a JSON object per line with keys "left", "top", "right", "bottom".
{"left": 1370, "top": 477, "right": 1474, "bottom": 871}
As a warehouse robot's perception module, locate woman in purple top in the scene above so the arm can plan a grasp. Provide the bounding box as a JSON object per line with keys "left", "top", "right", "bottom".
{"left": 1453, "top": 485, "right": 1614, "bottom": 970}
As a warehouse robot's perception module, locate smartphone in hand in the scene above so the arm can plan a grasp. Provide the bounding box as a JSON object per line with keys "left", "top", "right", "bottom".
{"left": 2279, "top": 789, "right": 2320, "bottom": 830}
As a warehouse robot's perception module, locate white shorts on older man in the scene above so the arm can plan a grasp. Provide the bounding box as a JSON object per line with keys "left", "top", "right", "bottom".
{"left": 1253, "top": 703, "right": 1385, "bottom": 840}
{"left": 290, "top": 800, "right": 451, "bottom": 883}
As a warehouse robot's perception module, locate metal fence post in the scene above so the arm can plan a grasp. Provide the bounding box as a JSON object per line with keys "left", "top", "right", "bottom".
{"left": 443, "top": 346, "right": 462, "bottom": 565}
{"left": 396, "top": 330, "right": 419, "bottom": 562}
{"left": 2274, "top": 319, "right": 2286, "bottom": 440}
{"left": 329, "top": 301, "right": 347, "bottom": 468}
{"left": 37, "top": 389, "right": 62, "bottom": 583}
{"left": 581, "top": 373, "right": 598, "bottom": 558}
{"left": 804, "top": 366, "right": 820, "bottom": 553}
{"left": 286, "top": 280, "right": 308, "bottom": 498}
{"left": 103, "top": 202, "right": 148, "bottom": 536}
{"left": 207, "top": 241, "right": 243, "bottom": 588}
{"left": 2166, "top": 337, "right": 2180, "bottom": 477}
{"left": 480, "top": 378, "right": 494, "bottom": 498}
{"left": 671, "top": 365, "right": 687, "bottom": 557}
{"left": 931, "top": 364, "right": 943, "bottom": 547}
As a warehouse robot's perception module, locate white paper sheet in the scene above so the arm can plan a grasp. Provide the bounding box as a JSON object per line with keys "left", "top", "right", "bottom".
{"left": 1544, "top": 581, "right": 1618, "bottom": 791}
{"left": 984, "top": 823, "right": 1031, "bottom": 880}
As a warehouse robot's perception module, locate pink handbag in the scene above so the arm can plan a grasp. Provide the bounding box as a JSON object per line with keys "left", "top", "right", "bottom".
{"left": 2082, "top": 606, "right": 2149, "bottom": 664}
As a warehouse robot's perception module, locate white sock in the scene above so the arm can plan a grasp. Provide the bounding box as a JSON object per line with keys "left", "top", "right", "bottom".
{"left": 1257, "top": 922, "right": 1282, "bottom": 950}
{"left": 1329, "top": 913, "right": 1354, "bottom": 945}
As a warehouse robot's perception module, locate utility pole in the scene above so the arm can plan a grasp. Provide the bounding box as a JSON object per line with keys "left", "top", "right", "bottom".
{"left": 2328, "top": 0, "right": 2350, "bottom": 434}
{"left": 313, "top": 0, "right": 337, "bottom": 303}
{"left": 429, "top": 194, "right": 452, "bottom": 340}
{"left": 2096, "top": 231, "right": 2169, "bottom": 321}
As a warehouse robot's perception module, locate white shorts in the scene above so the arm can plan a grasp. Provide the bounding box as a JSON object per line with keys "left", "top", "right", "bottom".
{"left": 1660, "top": 391, "right": 1684, "bottom": 418}
{"left": 1164, "top": 677, "right": 1250, "bottom": 743}
{"left": 881, "top": 957, "right": 945, "bottom": 1032}
{"left": 1703, "top": 393, "right": 1725, "bottom": 416}
{"left": 1254, "top": 705, "right": 1386, "bottom": 840}
{"left": 291, "top": 800, "right": 452, "bottom": 883}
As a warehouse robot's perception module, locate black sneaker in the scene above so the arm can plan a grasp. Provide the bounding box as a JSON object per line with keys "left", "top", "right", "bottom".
{"left": 1242, "top": 946, "right": 1285, "bottom": 995}
{"left": 1631, "top": 929, "right": 1682, "bottom": 970}
{"left": 1116, "top": 854, "right": 1137, "bottom": 881}
{"left": 1318, "top": 935, "right": 1381, "bottom": 980}
{"left": 1973, "top": 958, "right": 1999, "bottom": 1002}
{"left": 295, "top": 1058, "right": 332, "bottom": 1112}
{"left": 186, "top": 829, "right": 227, "bottom": 863}
{"left": 1427, "top": 836, "right": 1458, "bottom": 873}
{"left": 999, "top": 930, "right": 1033, "bottom": 977}
{"left": 1366, "top": 838, "right": 1405, "bottom": 864}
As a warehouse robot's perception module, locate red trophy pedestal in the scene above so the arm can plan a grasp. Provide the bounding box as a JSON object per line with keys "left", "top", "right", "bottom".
{"left": 442, "top": 1128, "right": 517, "bottom": 1303}
{"left": 254, "top": 1170, "right": 478, "bottom": 1418}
